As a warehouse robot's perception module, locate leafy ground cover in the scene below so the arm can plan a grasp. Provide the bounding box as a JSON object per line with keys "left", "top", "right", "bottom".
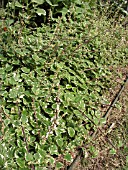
{"left": 0, "top": 2, "right": 128, "bottom": 169}
{"left": 75, "top": 66, "right": 128, "bottom": 170}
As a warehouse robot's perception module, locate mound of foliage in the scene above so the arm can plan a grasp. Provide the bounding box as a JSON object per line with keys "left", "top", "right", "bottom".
{"left": 0, "top": 6, "right": 127, "bottom": 170}
{"left": 0, "top": 0, "right": 96, "bottom": 26}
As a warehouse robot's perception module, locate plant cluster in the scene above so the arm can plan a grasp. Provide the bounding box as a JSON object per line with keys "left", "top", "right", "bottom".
{"left": 0, "top": 2, "right": 127, "bottom": 170}
{"left": 0, "top": 0, "right": 96, "bottom": 26}
{"left": 97, "top": 0, "right": 128, "bottom": 18}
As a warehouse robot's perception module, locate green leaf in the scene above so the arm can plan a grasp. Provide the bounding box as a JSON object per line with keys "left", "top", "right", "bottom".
{"left": 100, "top": 118, "right": 106, "bottom": 124}
{"left": 45, "top": 0, "right": 58, "bottom": 6}
{"left": 0, "top": 90, "right": 8, "bottom": 97}
{"left": 21, "top": 111, "right": 28, "bottom": 124}
{"left": 56, "top": 138, "right": 63, "bottom": 147}
{"left": 38, "top": 149, "right": 46, "bottom": 158}
{"left": 52, "top": 103, "right": 57, "bottom": 109}
{"left": 66, "top": 84, "right": 72, "bottom": 89}
{"left": 56, "top": 162, "right": 63, "bottom": 168}
{"left": 32, "top": 54, "right": 40, "bottom": 61}
{"left": 15, "top": 1, "right": 23, "bottom": 8}
{"left": 16, "top": 158, "right": 25, "bottom": 168}
{"left": 25, "top": 153, "right": 33, "bottom": 161}
{"left": 49, "top": 157, "right": 55, "bottom": 164}
{"left": 36, "top": 8, "right": 46, "bottom": 16}
{"left": 32, "top": 86, "right": 41, "bottom": 96}
{"left": 79, "top": 100, "right": 85, "bottom": 110}
{"left": 68, "top": 127, "right": 75, "bottom": 137}
{"left": 34, "top": 153, "right": 40, "bottom": 160}
{"left": 0, "top": 55, "right": 7, "bottom": 61}
{"left": 31, "top": 0, "right": 44, "bottom": 4}
{"left": 8, "top": 77, "right": 16, "bottom": 85}
{"left": 49, "top": 145, "right": 58, "bottom": 155}
{"left": 126, "top": 156, "right": 128, "bottom": 163}
{"left": 109, "top": 149, "right": 116, "bottom": 155}
{"left": 9, "top": 88, "right": 18, "bottom": 98}
{"left": 17, "top": 139, "right": 23, "bottom": 147}
{"left": 46, "top": 0, "right": 52, "bottom": 6}
{"left": 5, "top": 64, "right": 13, "bottom": 72}
{"left": 64, "top": 153, "right": 72, "bottom": 161}
{"left": 74, "top": 95, "right": 83, "bottom": 103}
{"left": 21, "top": 67, "right": 30, "bottom": 73}
{"left": 93, "top": 117, "right": 99, "bottom": 125}
{"left": 74, "top": 110, "right": 82, "bottom": 118}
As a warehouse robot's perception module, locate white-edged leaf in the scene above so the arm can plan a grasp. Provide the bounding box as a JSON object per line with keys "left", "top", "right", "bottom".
{"left": 31, "top": 0, "right": 44, "bottom": 4}
{"left": 36, "top": 8, "right": 46, "bottom": 16}
{"left": 68, "top": 127, "right": 75, "bottom": 137}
